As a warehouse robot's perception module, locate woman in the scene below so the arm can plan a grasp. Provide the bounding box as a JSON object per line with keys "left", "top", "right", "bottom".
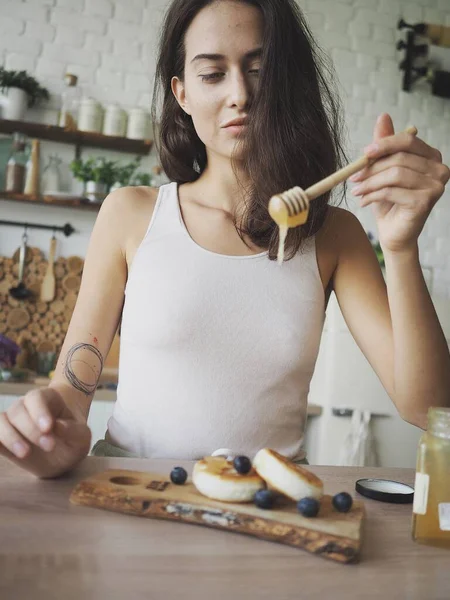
{"left": 1, "top": 0, "right": 449, "bottom": 478}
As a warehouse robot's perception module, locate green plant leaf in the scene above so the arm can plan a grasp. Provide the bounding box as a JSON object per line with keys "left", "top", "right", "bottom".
{"left": 0, "top": 66, "right": 49, "bottom": 107}
{"left": 132, "top": 172, "right": 152, "bottom": 187}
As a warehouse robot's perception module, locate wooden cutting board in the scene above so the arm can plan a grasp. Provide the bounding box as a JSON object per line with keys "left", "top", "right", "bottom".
{"left": 70, "top": 468, "right": 365, "bottom": 564}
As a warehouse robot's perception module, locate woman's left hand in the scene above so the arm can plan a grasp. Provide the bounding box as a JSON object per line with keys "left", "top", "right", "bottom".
{"left": 349, "top": 112, "right": 450, "bottom": 254}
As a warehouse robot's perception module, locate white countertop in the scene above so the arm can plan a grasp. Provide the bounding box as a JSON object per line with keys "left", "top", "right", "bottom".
{"left": 0, "top": 381, "right": 323, "bottom": 416}
{"left": 0, "top": 381, "right": 117, "bottom": 402}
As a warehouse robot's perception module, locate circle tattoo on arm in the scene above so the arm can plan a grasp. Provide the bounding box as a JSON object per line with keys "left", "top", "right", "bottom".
{"left": 63, "top": 342, "right": 104, "bottom": 396}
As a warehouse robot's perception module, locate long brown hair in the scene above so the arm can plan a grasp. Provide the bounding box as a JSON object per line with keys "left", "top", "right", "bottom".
{"left": 151, "top": 0, "right": 348, "bottom": 260}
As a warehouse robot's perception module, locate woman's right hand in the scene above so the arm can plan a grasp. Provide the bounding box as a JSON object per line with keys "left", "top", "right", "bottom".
{"left": 0, "top": 387, "right": 91, "bottom": 478}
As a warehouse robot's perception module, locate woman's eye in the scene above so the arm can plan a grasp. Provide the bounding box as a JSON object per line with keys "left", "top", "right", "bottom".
{"left": 200, "top": 69, "right": 260, "bottom": 82}
{"left": 200, "top": 73, "right": 223, "bottom": 82}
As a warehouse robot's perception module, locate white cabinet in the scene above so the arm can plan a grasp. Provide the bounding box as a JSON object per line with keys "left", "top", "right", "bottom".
{"left": 86, "top": 400, "right": 114, "bottom": 450}
{"left": 307, "top": 294, "right": 430, "bottom": 468}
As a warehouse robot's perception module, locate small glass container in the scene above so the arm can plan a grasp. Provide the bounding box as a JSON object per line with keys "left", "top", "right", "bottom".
{"left": 42, "top": 154, "right": 62, "bottom": 194}
{"left": 37, "top": 351, "right": 56, "bottom": 376}
{"left": 412, "top": 407, "right": 450, "bottom": 549}
{"left": 58, "top": 73, "right": 81, "bottom": 130}
{"left": 5, "top": 133, "right": 28, "bottom": 193}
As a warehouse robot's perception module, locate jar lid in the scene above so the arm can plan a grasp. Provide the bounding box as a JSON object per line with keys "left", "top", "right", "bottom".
{"left": 355, "top": 478, "right": 414, "bottom": 504}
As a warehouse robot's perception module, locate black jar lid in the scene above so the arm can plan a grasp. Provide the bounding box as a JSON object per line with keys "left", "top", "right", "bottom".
{"left": 355, "top": 478, "right": 414, "bottom": 503}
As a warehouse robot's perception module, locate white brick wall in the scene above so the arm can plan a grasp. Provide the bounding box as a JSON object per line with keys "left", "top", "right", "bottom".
{"left": 305, "top": 0, "right": 450, "bottom": 298}
{"left": 0, "top": 0, "right": 449, "bottom": 299}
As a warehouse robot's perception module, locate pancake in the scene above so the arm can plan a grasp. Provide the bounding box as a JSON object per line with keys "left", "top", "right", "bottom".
{"left": 253, "top": 448, "right": 323, "bottom": 501}
{"left": 192, "top": 456, "right": 265, "bottom": 502}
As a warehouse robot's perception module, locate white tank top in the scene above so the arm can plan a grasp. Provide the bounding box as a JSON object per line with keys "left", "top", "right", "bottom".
{"left": 106, "top": 182, "right": 325, "bottom": 461}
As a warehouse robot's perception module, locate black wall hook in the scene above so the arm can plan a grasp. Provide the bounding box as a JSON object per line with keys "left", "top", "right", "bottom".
{"left": 0, "top": 220, "right": 75, "bottom": 237}
{"left": 397, "top": 18, "right": 427, "bottom": 35}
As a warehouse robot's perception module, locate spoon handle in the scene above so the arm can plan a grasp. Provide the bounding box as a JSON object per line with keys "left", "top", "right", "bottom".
{"left": 17, "top": 233, "right": 27, "bottom": 283}
{"left": 305, "top": 125, "right": 418, "bottom": 202}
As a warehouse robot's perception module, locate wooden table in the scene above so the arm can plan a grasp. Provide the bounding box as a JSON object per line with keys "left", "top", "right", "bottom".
{"left": 1, "top": 458, "right": 448, "bottom": 600}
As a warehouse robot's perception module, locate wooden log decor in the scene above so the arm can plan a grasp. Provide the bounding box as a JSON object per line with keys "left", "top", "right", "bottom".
{"left": 0, "top": 246, "right": 84, "bottom": 363}
{"left": 7, "top": 307, "right": 30, "bottom": 330}
{"left": 70, "top": 469, "right": 366, "bottom": 564}
{"left": 62, "top": 274, "right": 81, "bottom": 293}
{"left": 67, "top": 255, "right": 84, "bottom": 274}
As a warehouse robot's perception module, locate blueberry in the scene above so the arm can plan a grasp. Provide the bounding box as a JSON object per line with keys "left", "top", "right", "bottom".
{"left": 170, "top": 466, "right": 187, "bottom": 485}
{"left": 254, "top": 489, "right": 276, "bottom": 509}
{"left": 332, "top": 492, "right": 353, "bottom": 513}
{"left": 233, "top": 455, "right": 252, "bottom": 474}
{"left": 297, "top": 497, "right": 320, "bottom": 518}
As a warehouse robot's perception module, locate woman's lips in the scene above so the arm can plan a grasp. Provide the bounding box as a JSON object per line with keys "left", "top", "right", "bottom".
{"left": 224, "top": 124, "right": 247, "bottom": 134}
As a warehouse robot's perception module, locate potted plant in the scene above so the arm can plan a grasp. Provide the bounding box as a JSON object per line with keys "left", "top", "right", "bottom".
{"left": 70, "top": 156, "right": 95, "bottom": 184}
{"left": 109, "top": 156, "right": 142, "bottom": 192}
{"left": 132, "top": 172, "right": 153, "bottom": 187}
{"left": 0, "top": 67, "right": 49, "bottom": 120}
{"left": 70, "top": 156, "right": 118, "bottom": 203}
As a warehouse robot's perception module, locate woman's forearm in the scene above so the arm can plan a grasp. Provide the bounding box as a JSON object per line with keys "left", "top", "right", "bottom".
{"left": 383, "top": 244, "right": 450, "bottom": 428}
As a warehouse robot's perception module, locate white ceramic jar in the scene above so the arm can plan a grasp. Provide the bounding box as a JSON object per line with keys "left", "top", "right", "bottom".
{"left": 78, "top": 97, "right": 103, "bottom": 133}
{"left": 0, "top": 87, "right": 28, "bottom": 120}
{"left": 126, "top": 107, "right": 151, "bottom": 140}
{"left": 103, "top": 104, "right": 127, "bottom": 137}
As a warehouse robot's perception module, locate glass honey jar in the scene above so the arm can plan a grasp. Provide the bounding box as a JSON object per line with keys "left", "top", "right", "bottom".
{"left": 412, "top": 407, "right": 450, "bottom": 549}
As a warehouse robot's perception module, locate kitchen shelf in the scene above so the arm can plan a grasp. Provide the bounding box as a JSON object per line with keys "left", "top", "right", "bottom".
{"left": 0, "top": 118, "right": 152, "bottom": 156}
{"left": 0, "top": 191, "right": 100, "bottom": 211}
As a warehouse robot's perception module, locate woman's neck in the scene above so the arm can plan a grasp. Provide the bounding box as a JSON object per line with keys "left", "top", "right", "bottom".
{"left": 195, "top": 159, "right": 250, "bottom": 216}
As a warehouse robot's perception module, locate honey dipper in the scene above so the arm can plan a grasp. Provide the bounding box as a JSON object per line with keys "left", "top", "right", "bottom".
{"left": 269, "top": 125, "right": 418, "bottom": 263}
